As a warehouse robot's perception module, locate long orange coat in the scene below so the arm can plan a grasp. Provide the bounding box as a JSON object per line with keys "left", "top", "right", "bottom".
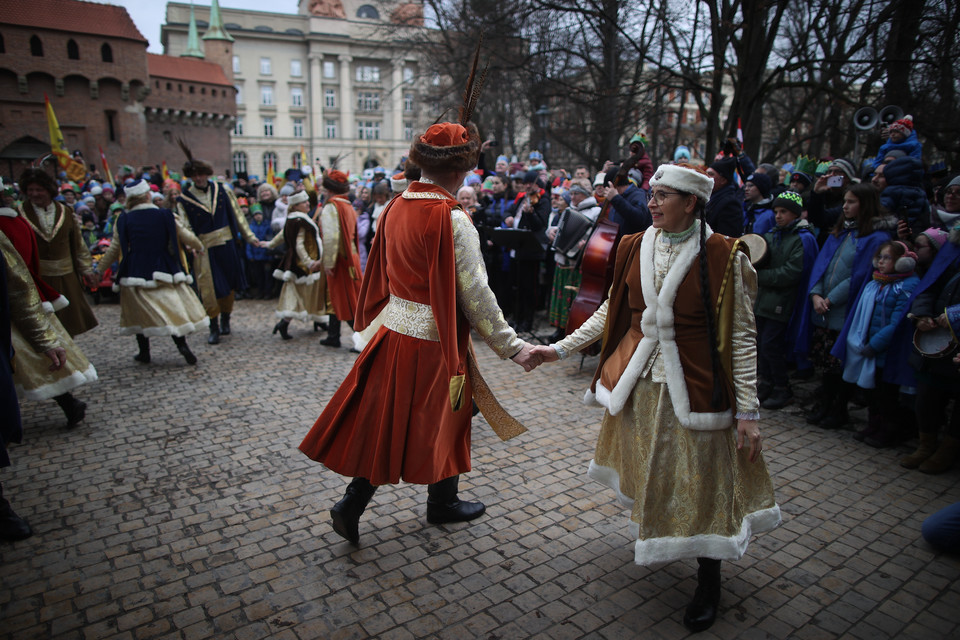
{"left": 323, "top": 196, "right": 362, "bottom": 322}
{"left": 299, "top": 184, "right": 474, "bottom": 485}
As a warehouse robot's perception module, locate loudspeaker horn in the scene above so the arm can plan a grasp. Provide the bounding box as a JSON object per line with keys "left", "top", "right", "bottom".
{"left": 879, "top": 105, "right": 904, "bottom": 126}
{"left": 854, "top": 107, "right": 878, "bottom": 131}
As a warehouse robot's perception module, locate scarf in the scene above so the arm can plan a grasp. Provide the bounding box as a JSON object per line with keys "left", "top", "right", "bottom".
{"left": 872, "top": 270, "right": 914, "bottom": 285}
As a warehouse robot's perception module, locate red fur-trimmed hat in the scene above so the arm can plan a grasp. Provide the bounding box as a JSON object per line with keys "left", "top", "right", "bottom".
{"left": 322, "top": 169, "right": 350, "bottom": 194}
{"left": 408, "top": 122, "right": 481, "bottom": 173}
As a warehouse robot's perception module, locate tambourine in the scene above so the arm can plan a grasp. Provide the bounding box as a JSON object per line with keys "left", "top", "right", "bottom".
{"left": 739, "top": 233, "right": 770, "bottom": 267}
{"left": 913, "top": 326, "right": 957, "bottom": 359}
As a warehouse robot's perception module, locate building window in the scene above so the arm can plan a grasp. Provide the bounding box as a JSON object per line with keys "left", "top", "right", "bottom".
{"left": 404, "top": 121, "right": 413, "bottom": 141}
{"left": 357, "top": 121, "right": 380, "bottom": 140}
{"left": 201, "top": 87, "right": 206, "bottom": 95}
{"left": 324, "top": 88, "right": 336, "bottom": 108}
{"left": 189, "top": 85, "right": 195, "bottom": 94}
{"left": 263, "top": 151, "right": 278, "bottom": 176}
{"left": 355, "top": 65, "right": 380, "bottom": 83}
{"left": 0, "top": 34, "right": 5, "bottom": 54}
{"left": 290, "top": 152, "right": 302, "bottom": 169}
{"left": 264, "top": 117, "right": 274, "bottom": 137}
{"left": 105, "top": 110, "right": 117, "bottom": 142}
{"left": 167, "top": 82, "right": 172, "bottom": 90}
{"left": 101, "top": 43, "right": 113, "bottom": 62}
{"left": 233, "top": 116, "right": 243, "bottom": 136}
{"left": 232, "top": 55, "right": 240, "bottom": 74}
{"left": 357, "top": 92, "right": 380, "bottom": 112}
{"left": 291, "top": 87, "right": 303, "bottom": 107}
{"left": 403, "top": 93, "right": 414, "bottom": 112}
{"left": 323, "top": 61, "right": 335, "bottom": 79}
{"left": 403, "top": 67, "right": 414, "bottom": 83}
{"left": 357, "top": 5, "right": 379, "bottom": 19}
{"left": 293, "top": 118, "right": 304, "bottom": 138}
{"left": 67, "top": 39, "right": 80, "bottom": 60}
{"left": 260, "top": 57, "right": 272, "bottom": 75}
{"left": 233, "top": 151, "right": 247, "bottom": 174}
{"left": 325, "top": 119, "right": 337, "bottom": 139}
{"left": 260, "top": 85, "right": 273, "bottom": 105}
{"left": 290, "top": 59, "right": 302, "bottom": 77}
{"left": 30, "top": 35, "right": 43, "bottom": 57}
{"left": 234, "top": 85, "right": 243, "bottom": 104}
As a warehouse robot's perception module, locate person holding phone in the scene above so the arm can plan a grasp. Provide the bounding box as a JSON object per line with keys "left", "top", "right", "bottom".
{"left": 807, "top": 158, "right": 859, "bottom": 244}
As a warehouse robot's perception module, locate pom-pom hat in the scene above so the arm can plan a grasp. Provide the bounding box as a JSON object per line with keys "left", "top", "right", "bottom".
{"left": 649, "top": 163, "right": 714, "bottom": 202}
{"left": 888, "top": 115, "right": 914, "bottom": 138}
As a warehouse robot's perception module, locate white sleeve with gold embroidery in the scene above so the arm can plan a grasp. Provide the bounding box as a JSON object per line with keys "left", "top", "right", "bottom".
{"left": 320, "top": 203, "right": 340, "bottom": 271}
{"left": 450, "top": 209, "right": 524, "bottom": 359}
{"left": 732, "top": 251, "right": 761, "bottom": 419}
{"left": 552, "top": 299, "right": 607, "bottom": 359}
{"left": 295, "top": 228, "right": 313, "bottom": 270}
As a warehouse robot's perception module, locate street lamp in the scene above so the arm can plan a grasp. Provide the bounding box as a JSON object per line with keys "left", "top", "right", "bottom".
{"left": 535, "top": 104, "right": 552, "bottom": 158}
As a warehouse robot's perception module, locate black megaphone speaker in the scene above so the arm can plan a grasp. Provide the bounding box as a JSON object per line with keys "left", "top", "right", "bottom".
{"left": 879, "top": 105, "right": 904, "bottom": 126}
{"left": 854, "top": 107, "right": 878, "bottom": 131}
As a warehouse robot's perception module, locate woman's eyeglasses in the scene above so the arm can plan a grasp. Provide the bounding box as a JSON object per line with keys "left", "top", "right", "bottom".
{"left": 650, "top": 190, "right": 684, "bottom": 205}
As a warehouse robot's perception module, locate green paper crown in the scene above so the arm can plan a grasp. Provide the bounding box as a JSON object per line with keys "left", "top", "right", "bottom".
{"left": 815, "top": 161, "right": 831, "bottom": 176}
{"left": 793, "top": 156, "right": 818, "bottom": 175}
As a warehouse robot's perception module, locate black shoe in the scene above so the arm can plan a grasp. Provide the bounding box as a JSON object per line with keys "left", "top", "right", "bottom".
{"left": 761, "top": 387, "right": 793, "bottom": 410}
{"left": 330, "top": 477, "right": 377, "bottom": 545}
{"left": 426, "top": 476, "right": 486, "bottom": 525}
{"left": 207, "top": 318, "right": 220, "bottom": 345}
{"left": 313, "top": 322, "right": 327, "bottom": 332}
{"left": 320, "top": 336, "right": 341, "bottom": 348}
{"left": 684, "top": 558, "right": 721, "bottom": 633}
{"left": 133, "top": 334, "right": 150, "bottom": 364}
{"left": 757, "top": 381, "right": 773, "bottom": 403}
{"left": 0, "top": 505, "right": 33, "bottom": 542}
{"left": 819, "top": 411, "right": 849, "bottom": 430}
{"left": 220, "top": 313, "right": 231, "bottom": 336}
{"left": 54, "top": 393, "right": 86, "bottom": 428}
{"left": 273, "top": 321, "right": 292, "bottom": 340}
{"left": 172, "top": 336, "right": 197, "bottom": 365}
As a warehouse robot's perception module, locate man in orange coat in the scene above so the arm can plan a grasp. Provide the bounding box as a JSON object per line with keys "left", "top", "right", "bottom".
{"left": 317, "top": 171, "right": 362, "bottom": 348}
{"left": 299, "top": 121, "right": 541, "bottom": 545}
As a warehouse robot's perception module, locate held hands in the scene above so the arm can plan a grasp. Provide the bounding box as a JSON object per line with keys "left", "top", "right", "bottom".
{"left": 309, "top": 260, "right": 323, "bottom": 273}
{"left": 530, "top": 345, "right": 560, "bottom": 364}
{"left": 81, "top": 272, "right": 99, "bottom": 288}
{"left": 737, "top": 419, "right": 763, "bottom": 463}
{"left": 511, "top": 342, "right": 543, "bottom": 372}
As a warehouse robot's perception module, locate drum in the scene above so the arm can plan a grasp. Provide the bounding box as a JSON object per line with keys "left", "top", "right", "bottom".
{"left": 739, "top": 233, "right": 769, "bottom": 267}
{"left": 913, "top": 326, "right": 957, "bottom": 359}
{"left": 551, "top": 209, "right": 594, "bottom": 260}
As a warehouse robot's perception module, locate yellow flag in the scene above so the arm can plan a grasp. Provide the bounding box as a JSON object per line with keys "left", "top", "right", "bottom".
{"left": 44, "top": 94, "right": 71, "bottom": 169}
{"left": 300, "top": 146, "right": 314, "bottom": 188}
{"left": 267, "top": 156, "right": 276, "bottom": 187}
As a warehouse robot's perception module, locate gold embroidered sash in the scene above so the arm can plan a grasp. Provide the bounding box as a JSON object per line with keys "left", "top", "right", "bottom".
{"left": 39, "top": 256, "right": 74, "bottom": 277}
{"left": 198, "top": 226, "right": 233, "bottom": 249}
{"left": 382, "top": 295, "right": 439, "bottom": 341}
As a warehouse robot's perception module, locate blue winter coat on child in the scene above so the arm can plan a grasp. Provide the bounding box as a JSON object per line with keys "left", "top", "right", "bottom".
{"left": 246, "top": 218, "right": 273, "bottom": 262}
{"left": 871, "top": 131, "right": 923, "bottom": 169}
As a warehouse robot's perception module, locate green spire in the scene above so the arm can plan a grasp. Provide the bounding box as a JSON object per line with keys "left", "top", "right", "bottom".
{"left": 183, "top": 4, "right": 205, "bottom": 58}
{"left": 202, "top": 0, "right": 234, "bottom": 42}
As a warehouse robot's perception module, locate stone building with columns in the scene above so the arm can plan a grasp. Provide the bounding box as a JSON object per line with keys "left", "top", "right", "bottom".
{"left": 160, "top": 0, "right": 427, "bottom": 179}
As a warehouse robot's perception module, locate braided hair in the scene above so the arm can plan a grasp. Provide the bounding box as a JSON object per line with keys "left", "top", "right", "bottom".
{"left": 696, "top": 201, "right": 724, "bottom": 409}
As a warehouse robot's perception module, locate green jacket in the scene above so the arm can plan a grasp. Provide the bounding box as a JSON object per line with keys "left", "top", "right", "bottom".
{"left": 755, "top": 219, "right": 815, "bottom": 321}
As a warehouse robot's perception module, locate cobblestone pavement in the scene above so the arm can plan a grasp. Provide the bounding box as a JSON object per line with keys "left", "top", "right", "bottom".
{"left": 2, "top": 299, "right": 959, "bottom": 640}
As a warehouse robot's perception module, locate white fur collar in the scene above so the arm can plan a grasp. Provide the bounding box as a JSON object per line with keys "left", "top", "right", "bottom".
{"left": 129, "top": 203, "right": 155, "bottom": 211}
{"left": 587, "top": 222, "right": 733, "bottom": 431}
{"left": 0, "top": 207, "right": 16, "bottom": 217}
{"left": 286, "top": 211, "right": 323, "bottom": 261}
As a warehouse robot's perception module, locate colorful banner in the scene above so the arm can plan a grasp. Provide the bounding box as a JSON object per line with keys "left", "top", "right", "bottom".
{"left": 44, "top": 94, "right": 71, "bottom": 170}
{"left": 98, "top": 146, "right": 115, "bottom": 186}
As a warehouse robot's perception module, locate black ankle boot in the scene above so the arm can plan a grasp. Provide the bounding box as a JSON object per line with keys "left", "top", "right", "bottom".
{"left": 53, "top": 393, "right": 86, "bottom": 428}
{"left": 0, "top": 487, "right": 32, "bottom": 542}
{"left": 172, "top": 336, "right": 197, "bottom": 365}
{"left": 330, "top": 477, "right": 377, "bottom": 545}
{"left": 273, "top": 320, "right": 292, "bottom": 340}
{"left": 684, "top": 558, "right": 721, "bottom": 632}
{"left": 207, "top": 318, "right": 221, "bottom": 345}
{"left": 220, "top": 312, "right": 231, "bottom": 335}
{"left": 426, "top": 475, "right": 485, "bottom": 525}
{"left": 134, "top": 334, "right": 150, "bottom": 363}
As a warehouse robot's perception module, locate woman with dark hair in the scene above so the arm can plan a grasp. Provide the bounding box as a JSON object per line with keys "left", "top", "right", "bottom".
{"left": 93, "top": 181, "right": 207, "bottom": 364}
{"left": 797, "top": 182, "right": 896, "bottom": 429}
{"left": 16, "top": 168, "right": 98, "bottom": 337}
{"left": 532, "top": 163, "right": 780, "bottom": 633}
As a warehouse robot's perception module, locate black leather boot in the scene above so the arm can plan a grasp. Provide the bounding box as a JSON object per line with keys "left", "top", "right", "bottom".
{"left": 426, "top": 475, "right": 485, "bottom": 525}
{"left": 172, "top": 336, "right": 197, "bottom": 365}
{"left": 684, "top": 558, "right": 721, "bottom": 632}
{"left": 220, "top": 312, "right": 231, "bottom": 335}
{"left": 320, "top": 317, "right": 341, "bottom": 347}
{"left": 0, "top": 484, "right": 32, "bottom": 542}
{"left": 330, "top": 477, "right": 377, "bottom": 545}
{"left": 273, "top": 320, "right": 292, "bottom": 340}
{"left": 53, "top": 393, "right": 86, "bottom": 428}
{"left": 207, "top": 317, "right": 221, "bottom": 344}
{"left": 134, "top": 334, "right": 150, "bottom": 363}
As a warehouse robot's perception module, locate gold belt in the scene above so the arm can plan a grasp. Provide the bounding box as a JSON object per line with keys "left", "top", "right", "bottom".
{"left": 39, "top": 256, "right": 74, "bottom": 277}
{"left": 198, "top": 226, "right": 233, "bottom": 249}
{"left": 382, "top": 295, "right": 439, "bottom": 341}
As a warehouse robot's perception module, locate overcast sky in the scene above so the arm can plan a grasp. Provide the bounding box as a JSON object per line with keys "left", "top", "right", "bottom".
{"left": 98, "top": 0, "right": 298, "bottom": 53}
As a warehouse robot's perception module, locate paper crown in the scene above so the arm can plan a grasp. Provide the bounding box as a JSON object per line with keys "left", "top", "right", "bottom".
{"left": 793, "top": 156, "right": 819, "bottom": 176}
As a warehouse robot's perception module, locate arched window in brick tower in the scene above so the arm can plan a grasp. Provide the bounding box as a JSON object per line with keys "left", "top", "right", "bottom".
{"left": 67, "top": 39, "right": 79, "bottom": 60}
{"left": 30, "top": 35, "right": 43, "bottom": 57}
{"left": 101, "top": 43, "right": 113, "bottom": 63}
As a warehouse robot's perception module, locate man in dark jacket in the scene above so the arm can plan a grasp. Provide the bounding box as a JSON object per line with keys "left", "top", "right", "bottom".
{"left": 880, "top": 156, "right": 930, "bottom": 238}
{"left": 597, "top": 166, "right": 651, "bottom": 235}
{"left": 506, "top": 171, "right": 550, "bottom": 332}
{"left": 705, "top": 157, "right": 744, "bottom": 237}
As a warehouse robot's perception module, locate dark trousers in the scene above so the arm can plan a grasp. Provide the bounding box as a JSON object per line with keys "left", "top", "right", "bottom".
{"left": 513, "top": 259, "right": 539, "bottom": 330}
{"left": 247, "top": 259, "right": 275, "bottom": 299}
{"left": 757, "top": 317, "right": 789, "bottom": 387}
{"left": 915, "top": 380, "right": 960, "bottom": 438}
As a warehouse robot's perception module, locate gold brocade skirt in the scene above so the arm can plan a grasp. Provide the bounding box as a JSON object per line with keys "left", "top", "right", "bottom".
{"left": 275, "top": 276, "right": 328, "bottom": 323}
{"left": 590, "top": 377, "right": 780, "bottom": 565}
{"left": 12, "top": 312, "right": 97, "bottom": 401}
{"left": 119, "top": 283, "right": 209, "bottom": 337}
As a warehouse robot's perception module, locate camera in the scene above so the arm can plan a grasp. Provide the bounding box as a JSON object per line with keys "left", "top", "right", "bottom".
{"left": 827, "top": 176, "right": 844, "bottom": 188}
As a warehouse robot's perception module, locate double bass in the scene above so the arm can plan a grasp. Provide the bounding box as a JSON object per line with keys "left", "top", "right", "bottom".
{"left": 564, "top": 153, "right": 640, "bottom": 352}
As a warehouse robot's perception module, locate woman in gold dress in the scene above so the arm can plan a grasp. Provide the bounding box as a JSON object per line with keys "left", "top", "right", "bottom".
{"left": 533, "top": 163, "right": 781, "bottom": 633}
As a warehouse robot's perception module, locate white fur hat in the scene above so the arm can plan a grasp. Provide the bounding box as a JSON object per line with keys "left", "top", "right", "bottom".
{"left": 123, "top": 180, "right": 151, "bottom": 198}
{"left": 649, "top": 164, "right": 714, "bottom": 202}
{"left": 287, "top": 190, "right": 309, "bottom": 206}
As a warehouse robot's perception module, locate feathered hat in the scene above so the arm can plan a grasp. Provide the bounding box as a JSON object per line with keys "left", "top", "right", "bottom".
{"left": 408, "top": 37, "right": 487, "bottom": 173}
{"left": 322, "top": 153, "right": 351, "bottom": 194}
{"left": 176, "top": 138, "right": 214, "bottom": 178}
